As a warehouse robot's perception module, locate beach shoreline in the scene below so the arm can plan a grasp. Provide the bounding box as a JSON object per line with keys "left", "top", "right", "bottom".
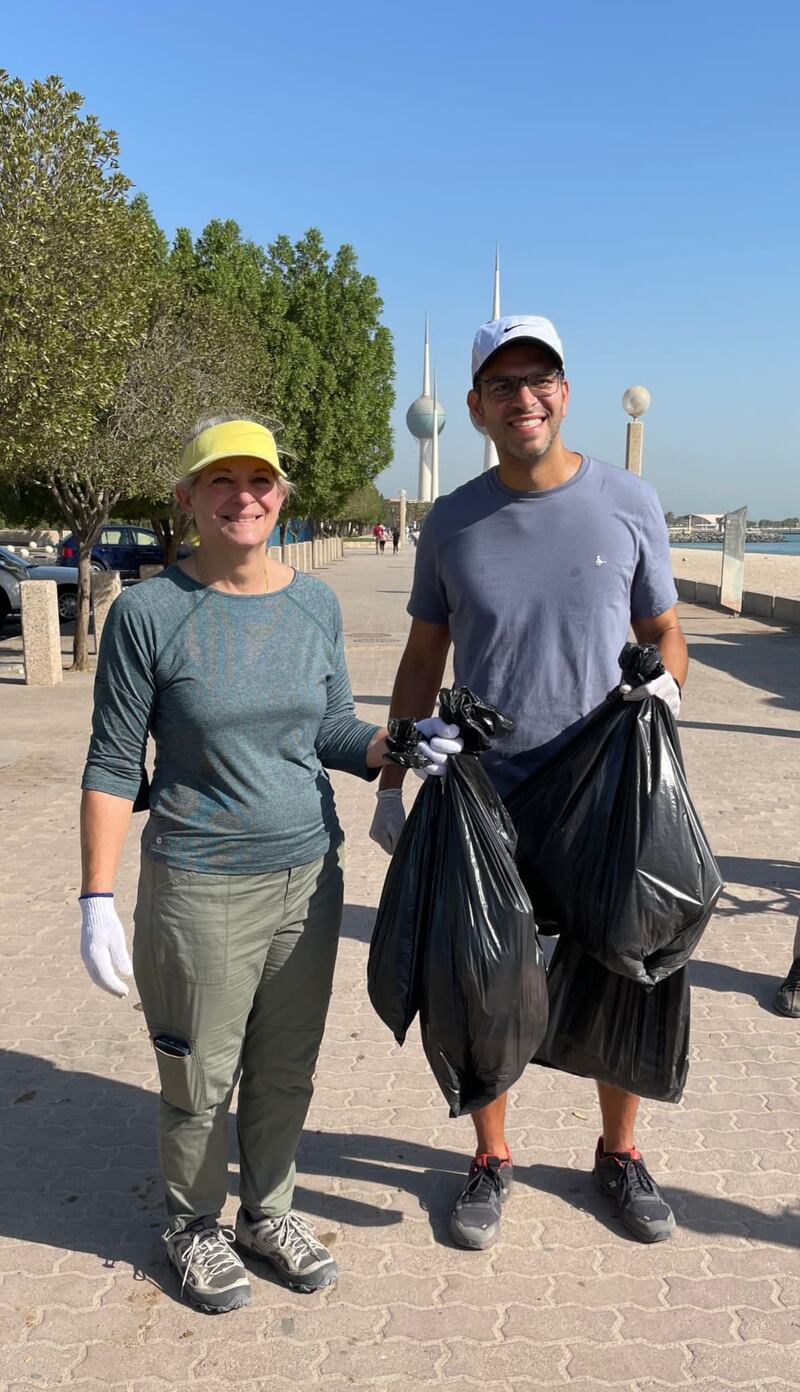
{"left": 671, "top": 547, "right": 800, "bottom": 601}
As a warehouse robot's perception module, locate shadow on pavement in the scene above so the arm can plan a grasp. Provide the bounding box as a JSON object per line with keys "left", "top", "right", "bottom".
{"left": 3, "top": 1047, "right": 800, "bottom": 1300}
{"left": 689, "top": 957, "right": 780, "bottom": 1008}
{"left": 715, "top": 855, "right": 800, "bottom": 917}
{"left": 680, "top": 719, "right": 800, "bottom": 740}
{"left": 352, "top": 693, "right": 391, "bottom": 707}
{"left": 688, "top": 629, "right": 800, "bottom": 713}
{"left": 341, "top": 902, "right": 375, "bottom": 943}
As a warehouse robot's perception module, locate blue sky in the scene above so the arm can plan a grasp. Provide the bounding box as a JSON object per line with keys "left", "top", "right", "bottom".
{"left": 5, "top": 1, "right": 799, "bottom": 516}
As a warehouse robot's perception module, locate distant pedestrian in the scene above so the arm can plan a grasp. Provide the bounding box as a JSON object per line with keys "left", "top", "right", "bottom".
{"left": 378, "top": 525, "right": 387, "bottom": 554}
{"left": 372, "top": 522, "right": 383, "bottom": 555}
{"left": 391, "top": 527, "right": 400, "bottom": 556}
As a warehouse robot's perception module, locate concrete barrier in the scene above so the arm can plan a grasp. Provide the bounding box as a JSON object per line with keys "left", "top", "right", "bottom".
{"left": 741, "top": 591, "right": 774, "bottom": 620}
{"left": 299, "top": 542, "right": 312, "bottom": 572}
{"left": 139, "top": 564, "right": 164, "bottom": 580}
{"left": 91, "top": 571, "right": 122, "bottom": 650}
{"left": 675, "top": 573, "right": 799, "bottom": 627}
{"left": 20, "top": 581, "right": 63, "bottom": 686}
{"left": 773, "top": 596, "right": 800, "bottom": 627}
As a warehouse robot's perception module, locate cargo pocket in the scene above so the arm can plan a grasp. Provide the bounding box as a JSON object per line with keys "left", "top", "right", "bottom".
{"left": 152, "top": 1037, "right": 207, "bottom": 1114}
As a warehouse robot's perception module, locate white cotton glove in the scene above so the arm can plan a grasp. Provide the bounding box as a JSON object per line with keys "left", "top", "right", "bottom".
{"left": 369, "top": 788, "right": 407, "bottom": 855}
{"left": 79, "top": 895, "right": 134, "bottom": 998}
{"left": 621, "top": 672, "right": 682, "bottom": 720}
{"left": 413, "top": 717, "right": 464, "bottom": 780}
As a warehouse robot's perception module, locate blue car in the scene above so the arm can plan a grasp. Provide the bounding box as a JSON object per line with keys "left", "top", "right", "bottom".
{"left": 58, "top": 526, "right": 192, "bottom": 580}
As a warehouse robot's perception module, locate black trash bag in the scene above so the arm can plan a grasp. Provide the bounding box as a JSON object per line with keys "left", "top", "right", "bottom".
{"left": 535, "top": 935, "right": 690, "bottom": 1103}
{"left": 367, "top": 772, "right": 441, "bottom": 1045}
{"left": 420, "top": 752, "right": 549, "bottom": 1117}
{"left": 506, "top": 643, "right": 723, "bottom": 987}
{"left": 367, "top": 689, "right": 548, "bottom": 1116}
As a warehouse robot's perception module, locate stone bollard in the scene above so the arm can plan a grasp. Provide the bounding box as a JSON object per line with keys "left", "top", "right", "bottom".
{"left": 91, "top": 571, "right": 122, "bottom": 651}
{"left": 311, "top": 539, "right": 323, "bottom": 568}
{"left": 297, "top": 542, "right": 310, "bottom": 573}
{"left": 20, "top": 580, "right": 63, "bottom": 686}
{"left": 139, "top": 564, "right": 164, "bottom": 580}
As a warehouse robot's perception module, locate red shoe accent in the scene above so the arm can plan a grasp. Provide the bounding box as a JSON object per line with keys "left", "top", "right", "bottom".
{"left": 474, "top": 1149, "right": 512, "bottom": 1167}
{"left": 597, "top": 1137, "right": 642, "bottom": 1163}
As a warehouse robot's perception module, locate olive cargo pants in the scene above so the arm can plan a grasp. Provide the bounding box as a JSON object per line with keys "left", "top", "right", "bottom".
{"left": 132, "top": 846, "right": 344, "bottom": 1226}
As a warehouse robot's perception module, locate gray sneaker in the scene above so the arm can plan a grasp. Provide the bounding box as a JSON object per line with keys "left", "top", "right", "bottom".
{"left": 164, "top": 1219, "right": 251, "bottom": 1313}
{"left": 449, "top": 1154, "right": 514, "bottom": 1250}
{"left": 235, "top": 1208, "right": 338, "bottom": 1292}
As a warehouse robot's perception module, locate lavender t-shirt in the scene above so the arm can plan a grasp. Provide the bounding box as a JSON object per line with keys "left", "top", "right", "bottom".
{"left": 408, "top": 456, "right": 678, "bottom": 796}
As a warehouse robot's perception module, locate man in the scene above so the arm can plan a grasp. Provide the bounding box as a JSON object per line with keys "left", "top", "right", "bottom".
{"left": 370, "top": 314, "right": 687, "bottom": 1251}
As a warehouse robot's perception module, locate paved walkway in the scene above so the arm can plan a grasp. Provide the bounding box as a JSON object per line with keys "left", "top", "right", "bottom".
{"left": 1, "top": 547, "right": 799, "bottom": 1392}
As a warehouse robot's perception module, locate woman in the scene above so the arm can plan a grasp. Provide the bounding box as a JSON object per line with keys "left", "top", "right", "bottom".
{"left": 79, "top": 415, "right": 460, "bottom": 1313}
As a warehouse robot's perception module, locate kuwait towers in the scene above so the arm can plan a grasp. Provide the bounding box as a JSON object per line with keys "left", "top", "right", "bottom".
{"left": 478, "top": 246, "right": 501, "bottom": 472}
{"left": 405, "top": 317, "right": 446, "bottom": 502}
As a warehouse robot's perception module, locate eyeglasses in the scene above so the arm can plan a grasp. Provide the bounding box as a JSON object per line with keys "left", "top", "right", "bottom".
{"left": 477, "top": 371, "right": 563, "bottom": 402}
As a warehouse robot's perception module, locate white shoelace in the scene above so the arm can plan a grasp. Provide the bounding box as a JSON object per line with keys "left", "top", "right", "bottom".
{"left": 168, "top": 1225, "right": 241, "bottom": 1297}
{"left": 271, "top": 1211, "right": 325, "bottom": 1264}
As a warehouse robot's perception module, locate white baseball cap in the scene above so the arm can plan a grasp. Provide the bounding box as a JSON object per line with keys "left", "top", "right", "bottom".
{"left": 471, "top": 315, "right": 564, "bottom": 381}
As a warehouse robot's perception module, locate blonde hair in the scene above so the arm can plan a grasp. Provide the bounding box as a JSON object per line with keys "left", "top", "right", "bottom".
{"left": 176, "top": 413, "right": 294, "bottom": 497}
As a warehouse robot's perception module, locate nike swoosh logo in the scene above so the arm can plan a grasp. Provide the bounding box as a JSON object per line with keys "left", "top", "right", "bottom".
{"left": 502, "top": 324, "right": 522, "bottom": 333}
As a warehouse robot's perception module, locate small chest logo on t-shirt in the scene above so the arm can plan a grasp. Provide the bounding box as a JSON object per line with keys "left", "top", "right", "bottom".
{"left": 594, "top": 554, "right": 607, "bottom": 568}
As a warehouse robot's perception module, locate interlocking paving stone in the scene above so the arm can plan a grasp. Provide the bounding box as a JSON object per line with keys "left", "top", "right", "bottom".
{"left": 1, "top": 551, "right": 798, "bottom": 1387}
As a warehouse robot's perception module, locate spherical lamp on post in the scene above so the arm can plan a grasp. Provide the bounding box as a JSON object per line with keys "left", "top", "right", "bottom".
{"left": 622, "top": 385, "right": 651, "bottom": 476}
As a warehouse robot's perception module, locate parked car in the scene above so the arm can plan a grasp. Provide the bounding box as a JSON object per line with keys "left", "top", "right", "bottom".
{"left": 57, "top": 526, "right": 192, "bottom": 579}
{"left": 0, "top": 546, "right": 80, "bottom": 629}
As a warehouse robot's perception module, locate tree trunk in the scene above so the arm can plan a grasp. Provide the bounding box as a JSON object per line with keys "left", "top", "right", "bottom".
{"left": 150, "top": 515, "right": 181, "bottom": 567}
{"left": 46, "top": 474, "right": 116, "bottom": 671}
{"left": 74, "top": 545, "right": 94, "bottom": 671}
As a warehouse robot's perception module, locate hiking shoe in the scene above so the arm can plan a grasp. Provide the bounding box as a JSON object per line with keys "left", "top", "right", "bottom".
{"left": 235, "top": 1209, "right": 338, "bottom": 1292}
{"left": 164, "top": 1218, "right": 251, "bottom": 1313}
{"left": 774, "top": 956, "right": 800, "bottom": 1017}
{"left": 449, "top": 1153, "right": 513, "bottom": 1250}
{"left": 593, "top": 1140, "right": 676, "bottom": 1244}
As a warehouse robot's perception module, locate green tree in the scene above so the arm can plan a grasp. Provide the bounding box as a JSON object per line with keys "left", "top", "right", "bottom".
{"left": 262, "top": 229, "right": 394, "bottom": 527}
{"left": 0, "top": 73, "right": 164, "bottom": 666}
{"left": 333, "top": 481, "right": 388, "bottom": 531}
{"left": 117, "top": 289, "right": 272, "bottom": 565}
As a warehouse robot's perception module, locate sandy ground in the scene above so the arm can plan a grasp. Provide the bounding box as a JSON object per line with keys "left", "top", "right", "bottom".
{"left": 671, "top": 546, "right": 800, "bottom": 599}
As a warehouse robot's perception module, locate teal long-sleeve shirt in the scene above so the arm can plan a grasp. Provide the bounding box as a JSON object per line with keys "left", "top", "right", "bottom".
{"left": 82, "top": 566, "right": 380, "bottom": 873}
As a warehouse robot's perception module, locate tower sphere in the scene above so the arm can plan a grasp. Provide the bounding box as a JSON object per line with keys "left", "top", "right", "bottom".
{"left": 622, "top": 385, "right": 651, "bottom": 419}
{"left": 406, "top": 394, "right": 446, "bottom": 440}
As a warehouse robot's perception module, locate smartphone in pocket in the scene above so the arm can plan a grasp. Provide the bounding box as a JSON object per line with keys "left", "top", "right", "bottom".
{"left": 153, "top": 1033, "right": 192, "bottom": 1058}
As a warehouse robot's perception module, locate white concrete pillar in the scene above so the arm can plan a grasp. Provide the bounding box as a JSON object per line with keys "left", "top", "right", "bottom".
{"left": 20, "top": 580, "right": 63, "bottom": 687}
{"left": 625, "top": 420, "right": 644, "bottom": 475}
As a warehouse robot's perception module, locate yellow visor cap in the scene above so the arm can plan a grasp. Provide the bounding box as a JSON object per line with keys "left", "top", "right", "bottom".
{"left": 180, "top": 421, "right": 286, "bottom": 479}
